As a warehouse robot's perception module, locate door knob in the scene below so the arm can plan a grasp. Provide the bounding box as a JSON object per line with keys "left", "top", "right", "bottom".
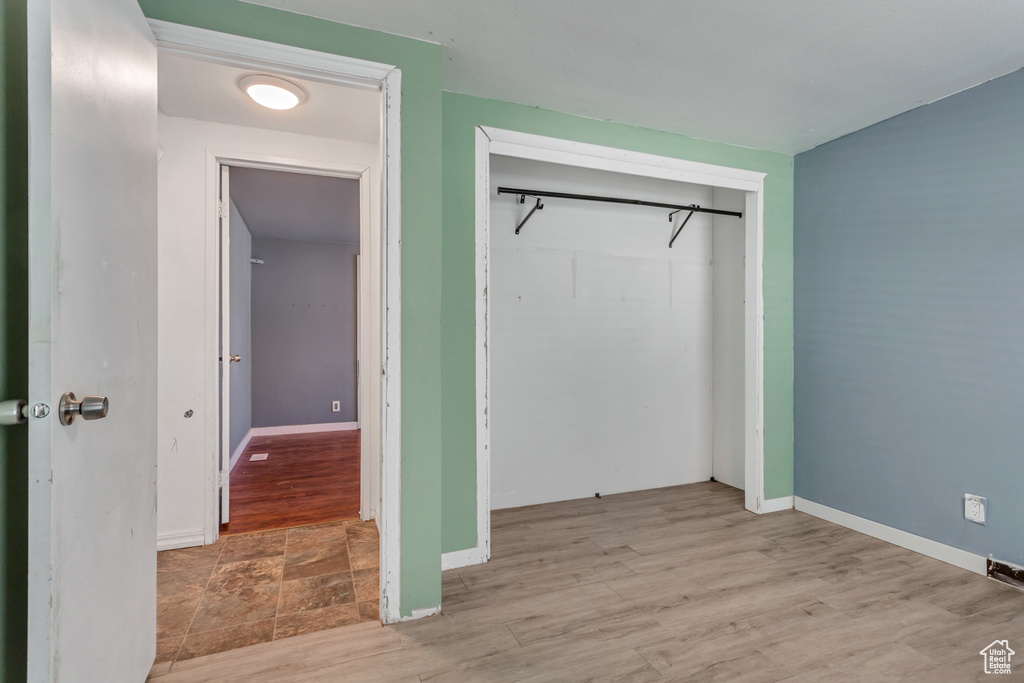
{"left": 230, "top": 354, "right": 241, "bottom": 363}
{"left": 59, "top": 392, "right": 109, "bottom": 426}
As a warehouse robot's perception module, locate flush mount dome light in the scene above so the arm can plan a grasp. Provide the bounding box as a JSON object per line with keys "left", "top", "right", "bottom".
{"left": 240, "top": 74, "right": 306, "bottom": 110}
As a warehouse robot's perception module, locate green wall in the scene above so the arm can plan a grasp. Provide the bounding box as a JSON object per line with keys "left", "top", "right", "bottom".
{"left": 138, "top": 0, "right": 444, "bottom": 616}
{"left": 0, "top": 0, "right": 28, "bottom": 679}
{"left": 441, "top": 92, "right": 795, "bottom": 553}
{"left": 1, "top": 1, "right": 796, "bottom": 655}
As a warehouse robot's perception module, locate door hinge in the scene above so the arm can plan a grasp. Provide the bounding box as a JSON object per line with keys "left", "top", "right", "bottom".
{"left": 218, "top": 201, "right": 229, "bottom": 218}
{"left": 218, "top": 470, "right": 228, "bottom": 488}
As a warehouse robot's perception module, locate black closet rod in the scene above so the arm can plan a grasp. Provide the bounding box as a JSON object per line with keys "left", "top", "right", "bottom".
{"left": 496, "top": 187, "right": 743, "bottom": 218}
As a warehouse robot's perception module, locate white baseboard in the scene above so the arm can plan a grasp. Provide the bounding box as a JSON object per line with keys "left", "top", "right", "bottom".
{"left": 794, "top": 497, "right": 987, "bottom": 575}
{"left": 249, "top": 422, "right": 358, "bottom": 437}
{"left": 229, "top": 429, "right": 254, "bottom": 472}
{"left": 157, "top": 531, "right": 206, "bottom": 551}
{"left": 760, "top": 495, "right": 794, "bottom": 513}
{"left": 441, "top": 545, "right": 489, "bottom": 571}
{"left": 401, "top": 605, "right": 442, "bottom": 622}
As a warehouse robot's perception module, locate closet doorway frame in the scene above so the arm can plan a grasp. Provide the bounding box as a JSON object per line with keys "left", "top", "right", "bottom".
{"left": 453, "top": 127, "right": 768, "bottom": 570}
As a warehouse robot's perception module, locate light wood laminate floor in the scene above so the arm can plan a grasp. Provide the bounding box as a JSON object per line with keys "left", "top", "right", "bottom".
{"left": 150, "top": 482, "right": 1024, "bottom": 682}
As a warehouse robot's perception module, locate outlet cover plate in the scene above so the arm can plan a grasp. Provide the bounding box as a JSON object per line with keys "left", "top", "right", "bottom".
{"left": 331, "top": 400, "right": 340, "bottom": 413}
{"left": 964, "top": 494, "right": 987, "bottom": 525}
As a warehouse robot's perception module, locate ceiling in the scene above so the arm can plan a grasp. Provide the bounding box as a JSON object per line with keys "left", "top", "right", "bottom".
{"left": 240, "top": 0, "right": 1024, "bottom": 154}
{"left": 158, "top": 51, "right": 380, "bottom": 143}
{"left": 230, "top": 167, "right": 360, "bottom": 243}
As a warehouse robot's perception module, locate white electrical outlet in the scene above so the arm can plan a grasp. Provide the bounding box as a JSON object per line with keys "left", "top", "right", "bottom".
{"left": 964, "top": 494, "right": 987, "bottom": 525}
{"left": 331, "top": 400, "right": 340, "bottom": 413}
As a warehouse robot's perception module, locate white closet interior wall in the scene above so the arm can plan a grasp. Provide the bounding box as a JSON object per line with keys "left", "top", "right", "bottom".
{"left": 490, "top": 156, "right": 744, "bottom": 510}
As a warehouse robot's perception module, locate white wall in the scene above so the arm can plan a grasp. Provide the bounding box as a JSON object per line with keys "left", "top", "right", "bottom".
{"left": 157, "top": 114, "right": 381, "bottom": 546}
{"left": 711, "top": 188, "right": 746, "bottom": 489}
{"left": 228, "top": 201, "right": 252, "bottom": 457}
{"left": 489, "top": 156, "right": 722, "bottom": 510}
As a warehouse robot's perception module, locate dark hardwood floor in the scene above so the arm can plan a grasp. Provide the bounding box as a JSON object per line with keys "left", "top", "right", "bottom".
{"left": 221, "top": 430, "right": 361, "bottom": 535}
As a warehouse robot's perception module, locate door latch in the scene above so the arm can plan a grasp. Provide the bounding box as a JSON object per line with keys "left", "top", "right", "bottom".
{"left": 0, "top": 399, "right": 27, "bottom": 426}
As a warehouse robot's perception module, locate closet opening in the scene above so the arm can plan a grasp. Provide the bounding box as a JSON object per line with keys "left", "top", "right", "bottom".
{"left": 446, "top": 127, "right": 766, "bottom": 571}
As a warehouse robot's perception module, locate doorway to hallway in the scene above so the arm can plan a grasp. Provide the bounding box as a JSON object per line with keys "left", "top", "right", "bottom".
{"left": 152, "top": 27, "right": 396, "bottom": 675}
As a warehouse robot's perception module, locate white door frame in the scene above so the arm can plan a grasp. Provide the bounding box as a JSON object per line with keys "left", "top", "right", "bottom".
{"left": 213, "top": 154, "right": 373, "bottom": 525}
{"left": 447, "top": 127, "right": 767, "bottom": 570}
{"left": 149, "top": 20, "right": 404, "bottom": 624}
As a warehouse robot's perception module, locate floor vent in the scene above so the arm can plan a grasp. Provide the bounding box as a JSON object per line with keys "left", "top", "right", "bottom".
{"left": 249, "top": 452, "right": 269, "bottom": 461}
{"left": 988, "top": 558, "right": 1024, "bottom": 591}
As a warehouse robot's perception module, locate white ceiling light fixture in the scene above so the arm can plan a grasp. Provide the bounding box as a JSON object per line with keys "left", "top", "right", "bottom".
{"left": 239, "top": 74, "right": 307, "bottom": 110}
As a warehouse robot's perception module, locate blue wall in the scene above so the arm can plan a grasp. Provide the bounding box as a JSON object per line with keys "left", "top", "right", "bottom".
{"left": 250, "top": 237, "right": 359, "bottom": 427}
{"left": 794, "top": 68, "right": 1024, "bottom": 565}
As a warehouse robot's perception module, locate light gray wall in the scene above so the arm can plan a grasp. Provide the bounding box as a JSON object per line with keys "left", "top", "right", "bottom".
{"left": 794, "top": 68, "right": 1024, "bottom": 565}
{"left": 228, "top": 202, "right": 252, "bottom": 455}
{"left": 251, "top": 237, "right": 358, "bottom": 426}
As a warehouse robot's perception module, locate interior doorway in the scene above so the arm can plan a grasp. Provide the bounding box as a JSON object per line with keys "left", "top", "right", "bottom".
{"left": 151, "top": 23, "right": 401, "bottom": 669}
{"left": 218, "top": 165, "right": 365, "bottom": 535}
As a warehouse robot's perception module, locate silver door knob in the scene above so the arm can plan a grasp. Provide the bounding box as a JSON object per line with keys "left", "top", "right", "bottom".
{"left": 59, "top": 392, "right": 109, "bottom": 426}
{"left": 230, "top": 354, "right": 241, "bottom": 363}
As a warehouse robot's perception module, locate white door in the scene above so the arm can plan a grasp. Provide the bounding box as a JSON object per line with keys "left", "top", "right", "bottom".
{"left": 26, "top": 0, "right": 158, "bottom": 680}
{"left": 219, "top": 164, "right": 231, "bottom": 524}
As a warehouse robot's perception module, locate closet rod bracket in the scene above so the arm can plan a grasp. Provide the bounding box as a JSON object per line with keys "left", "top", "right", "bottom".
{"left": 668, "top": 208, "right": 696, "bottom": 248}
{"left": 668, "top": 207, "right": 692, "bottom": 222}
{"left": 515, "top": 196, "right": 544, "bottom": 234}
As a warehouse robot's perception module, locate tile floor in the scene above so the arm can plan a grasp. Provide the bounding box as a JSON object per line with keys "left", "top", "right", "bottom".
{"left": 154, "top": 518, "right": 379, "bottom": 670}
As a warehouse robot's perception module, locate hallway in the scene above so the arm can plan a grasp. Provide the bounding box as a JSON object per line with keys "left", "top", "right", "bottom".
{"left": 224, "top": 430, "right": 361, "bottom": 535}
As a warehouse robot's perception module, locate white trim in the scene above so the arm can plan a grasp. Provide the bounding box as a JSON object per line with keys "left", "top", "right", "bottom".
{"left": 401, "top": 605, "right": 442, "bottom": 622}
{"left": 744, "top": 190, "right": 766, "bottom": 514}
{"left": 794, "top": 497, "right": 987, "bottom": 575}
{"left": 356, "top": 169, "right": 377, "bottom": 525}
{"left": 219, "top": 165, "right": 232, "bottom": 524}
{"left": 759, "top": 496, "right": 794, "bottom": 513}
{"left": 378, "top": 68, "right": 403, "bottom": 625}
{"left": 152, "top": 21, "right": 403, "bottom": 625}
{"left": 156, "top": 531, "right": 207, "bottom": 552}
{"left": 481, "top": 128, "right": 765, "bottom": 191}
{"left": 441, "top": 546, "right": 490, "bottom": 571}
{"left": 474, "top": 126, "right": 768, "bottom": 544}
{"left": 247, "top": 422, "right": 359, "bottom": 437}
{"left": 228, "top": 429, "right": 254, "bottom": 472}
{"left": 466, "top": 126, "right": 492, "bottom": 569}
{"left": 148, "top": 19, "right": 392, "bottom": 90}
